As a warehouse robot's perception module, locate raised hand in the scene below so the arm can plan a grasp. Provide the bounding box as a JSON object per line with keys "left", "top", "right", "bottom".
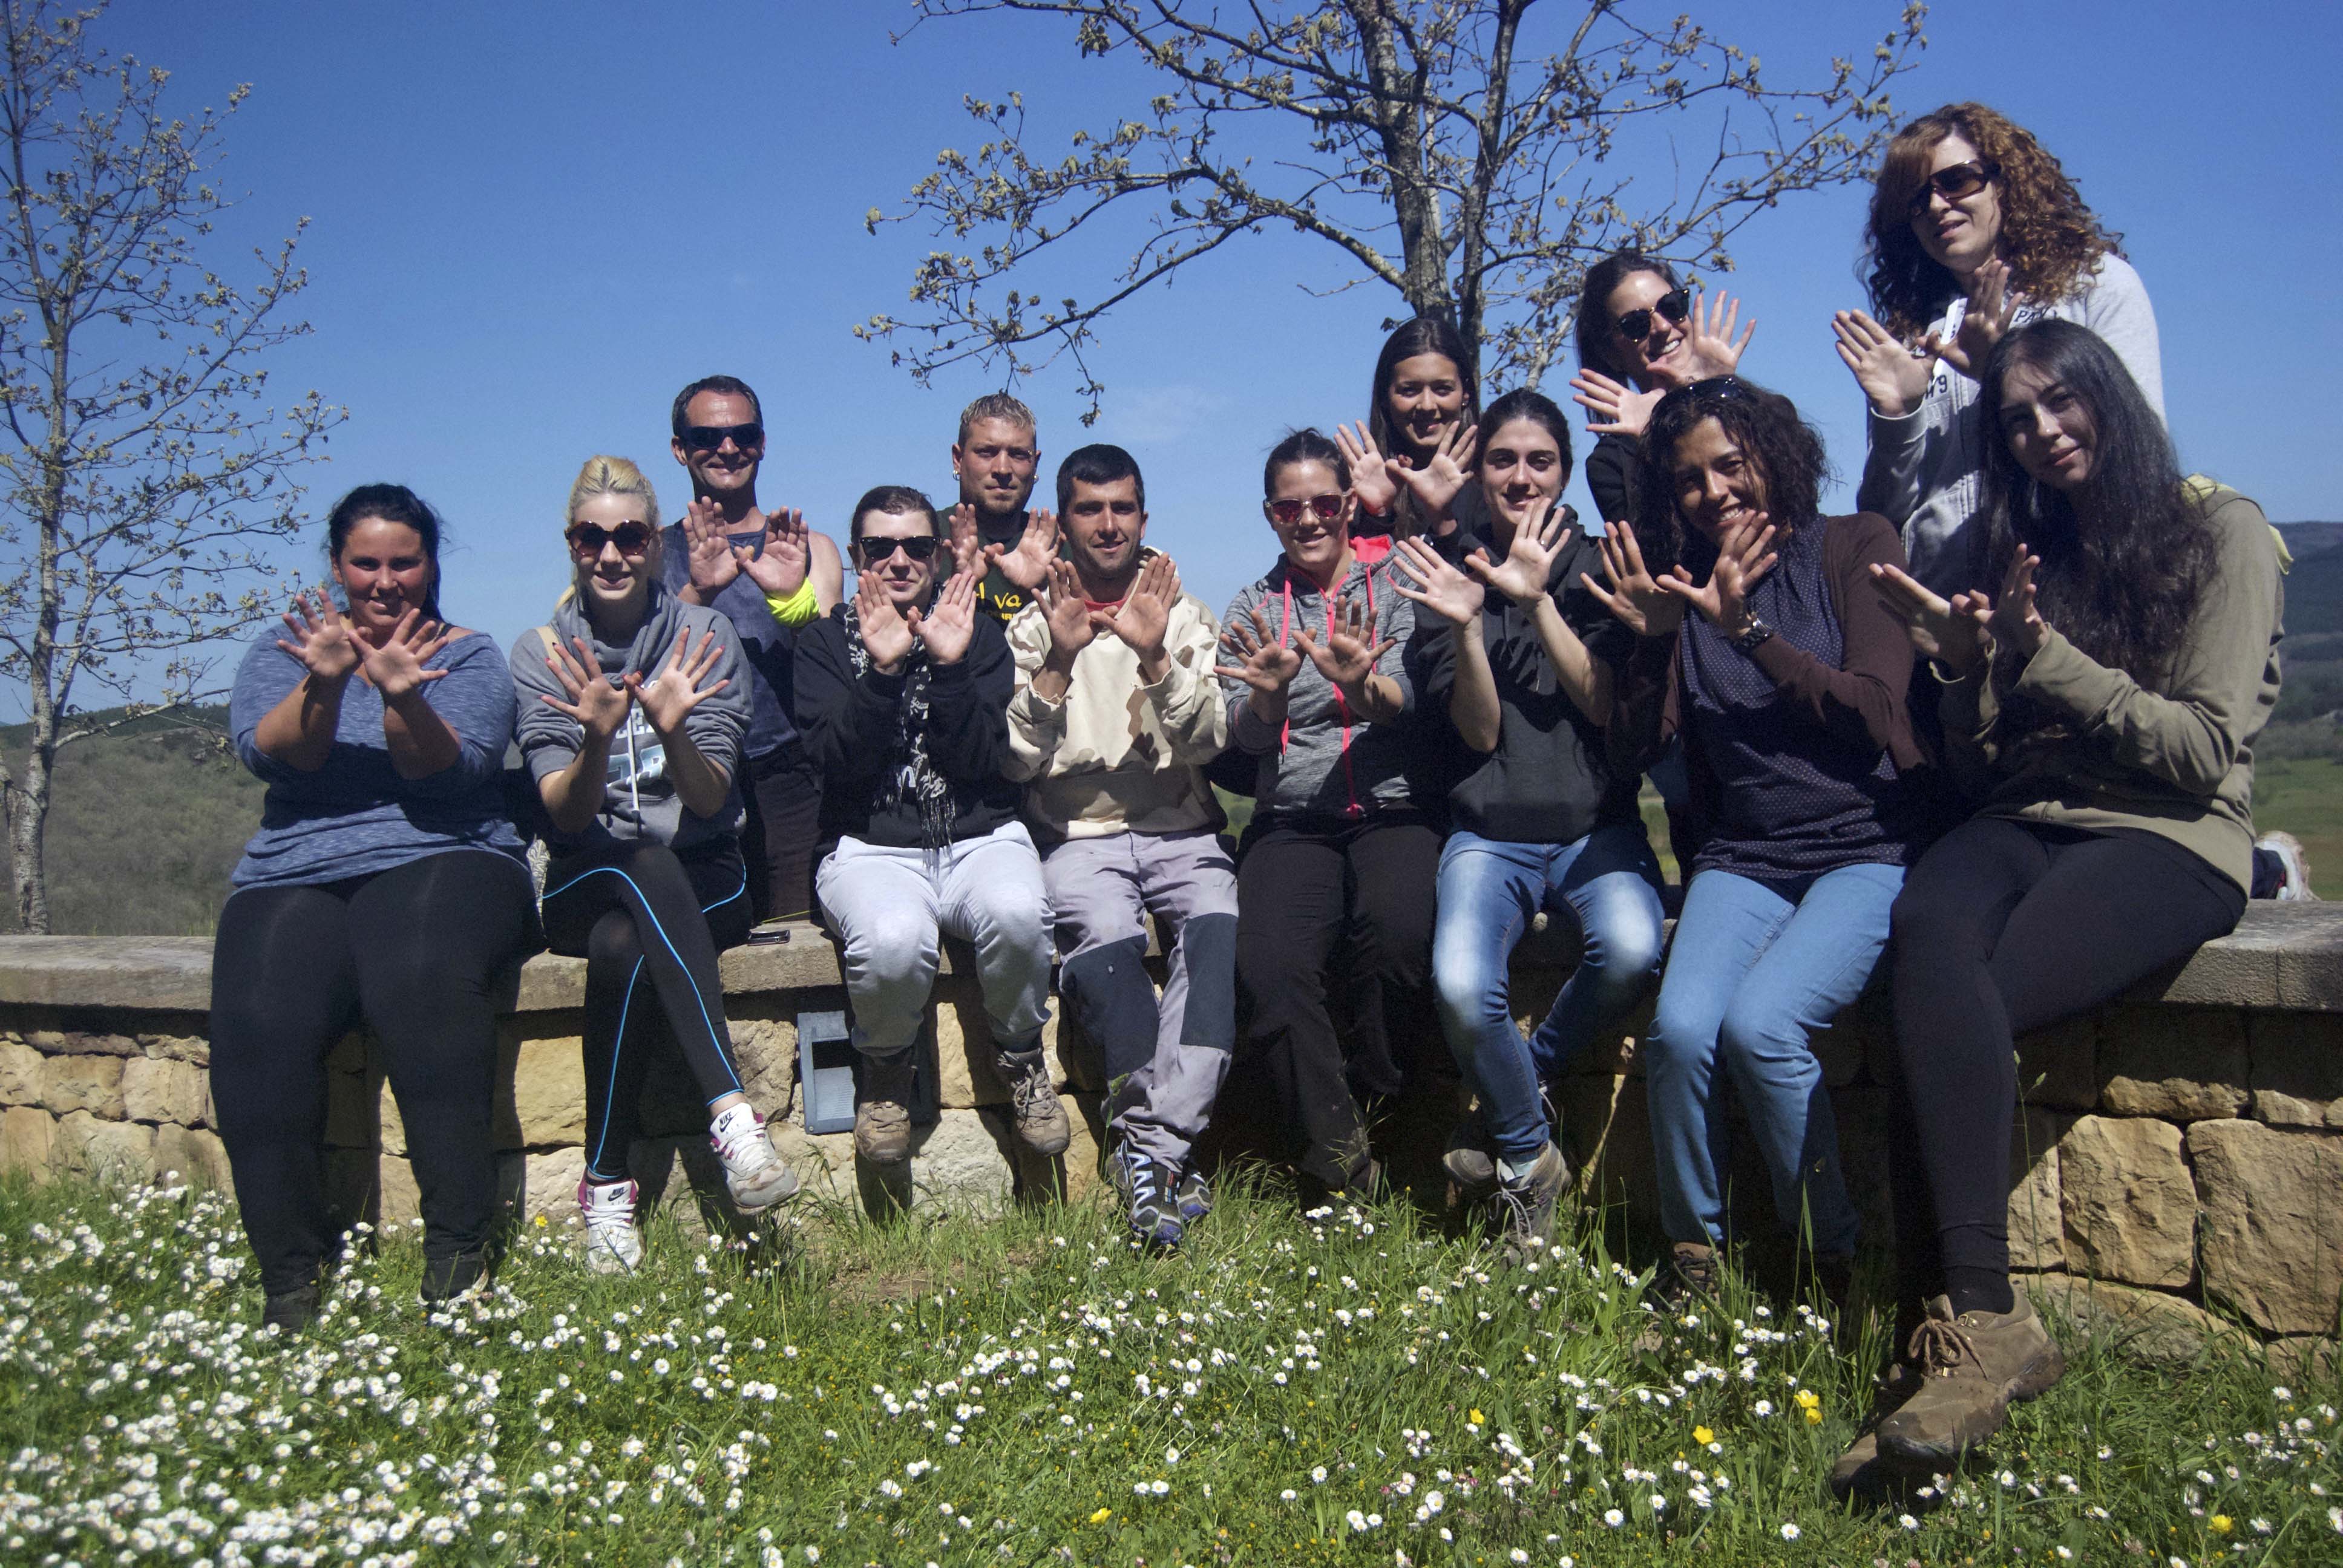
{"left": 1584, "top": 523, "right": 1685, "bottom": 638}
{"left": 946, "top": 503, "right": 987, "bottom": 581}
{"left": 1656, "top": 513, "right": 1778, "bottom": 633}
{"left": 359, "top": 609, "right": 453, "bottom": 701}
{"left": 917, "top": 567, "right": 979, "bottom": 665}
{"left": 1929, "top": 258, "right": 2016, "bottom": 380}
{"left": 1389, "top": 537, "right": 1484, "bottom": 627}
{"left": 1870, "top": 561, "right": 1994, "bottom": 677}
{"left": 1039, "top": 557, "right": 1098, "bottom": 663}
{"left": 1683, "top": 289, "right": 1757, "bottom": 379}
{"left": 985, "top": 508, "right": 1060, "bottom": 591}
{"left": 626, "top": 628, "right": 732, "bottom": 736}
{"left": 1332, "top": 421, "right": 1400, "bottom": 516}
{"left": 1387, "top": 420, "right": 1478, "bottom": 522}
{"left": 1093, "top": 552, "right": 1179, "bottom": 668}
{"left": 542, "top": 635, "right": 633, "bottom": 743}
{"left": 1214, "top": 606, "right": 1303, "bottom": 695}
{"left": 734, "top": 507, "right": 811, "bottom": 598}
{"left": 1568, "top": 369, "right": 1665, "bottom": 438}
{"left": 276, "top": 589, "right": 362, "bottom": 682}
{"left": 681, "top": 498, "right": 739, "bottom": 595}
{"left": 1989, "top": 540, "right": 2048, "bottom": 659}
{"left": 854, "top": 570, "right": 918, "bottom": 673}
{"left": 1296, "top": 595, "right": 1395, "bottom": 692}
{"left": 1463, "top": 497, "right": 1570, "bottom": 606}
{"left": 1832, "top": 309, "right": 1933, "bottom": 419}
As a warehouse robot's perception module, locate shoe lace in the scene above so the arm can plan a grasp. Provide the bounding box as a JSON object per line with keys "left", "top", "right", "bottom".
{"left": 1907, "top": 1315, "right": 1981, "bottom": 1378}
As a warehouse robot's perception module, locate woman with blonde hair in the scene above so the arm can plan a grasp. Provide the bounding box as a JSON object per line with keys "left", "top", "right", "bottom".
{"left": 510, "top": 456, "right": 799, "bottom": 1273}
{"left": 1832, "top": 102, "right": 2160, "bottom": 594}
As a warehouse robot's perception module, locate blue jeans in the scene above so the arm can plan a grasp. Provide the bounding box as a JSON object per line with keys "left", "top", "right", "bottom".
{"left": 1431, "top": 825, "right": 1666, "bottom": 1165}
{"left": 1646, "top": 862, "right": 1903, "bottom": 1256}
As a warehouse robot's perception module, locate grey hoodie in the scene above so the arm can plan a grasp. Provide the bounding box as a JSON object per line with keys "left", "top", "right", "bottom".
{"left": 510, "top": 583, "right": 750, "bottom": 853}
{"left": 1217, "top": 552, "right": 1418, "bottom": 820}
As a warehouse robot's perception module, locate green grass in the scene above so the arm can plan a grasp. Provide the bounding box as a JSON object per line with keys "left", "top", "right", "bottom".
{"left": 1, "top": 1169, "right": 2333, "bottom": 1567}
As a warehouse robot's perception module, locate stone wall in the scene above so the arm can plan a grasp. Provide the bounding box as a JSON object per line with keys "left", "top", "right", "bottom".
{"left": 1, "top": 906, "right": 2338, "bottom": 1361}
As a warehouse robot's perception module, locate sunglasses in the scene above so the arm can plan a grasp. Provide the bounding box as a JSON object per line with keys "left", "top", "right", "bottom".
{"left": 1906, "top": 160, "right": 1999, "bottom": 220}
{"left": 855, "top": 534, "right": 940, "bottom": 564}
{"left": 681, "top": 422, "right": 764, "bottom": 452}
{"left": 1616, "top": 288, "right": 1691, "bottom": 345}
{"left": 1267, "top": 494, "right": 1346, "bottom": 525}
{"left": 566, "top": 521, "right": 655, "bottom": 558}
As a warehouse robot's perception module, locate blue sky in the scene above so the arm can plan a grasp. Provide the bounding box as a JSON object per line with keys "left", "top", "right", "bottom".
{"left": 41, "top": 0, "right": 2343, "bottom": 676}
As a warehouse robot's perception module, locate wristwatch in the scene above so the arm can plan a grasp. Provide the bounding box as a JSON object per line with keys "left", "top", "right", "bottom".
{"left": 1728, "top": 616, "right": 1775, "bottom": 655}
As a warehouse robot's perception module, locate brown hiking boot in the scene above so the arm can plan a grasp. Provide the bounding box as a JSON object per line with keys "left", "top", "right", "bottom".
{"left": 856, "top": 1048, "right": 917, "bottom": 1165}
{"left": 1828, "top": 1359, "right": 1921, "bottom": 1499}
{"left": 1876, "top": 1292, "right": 2065, "bottom": 1464}
{"left": 996, "top": 1045, "right": 1070, "bottom": 1155}
{"left": 1493, "top": 1142, "right": 1571, "bottom": 1265}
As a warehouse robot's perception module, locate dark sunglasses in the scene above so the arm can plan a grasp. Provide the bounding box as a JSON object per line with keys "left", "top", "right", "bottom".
{"left": 855, "top": 534, "right": 940, "bottom": 564}
{"left": 1906, "top": 160, "right": 1999, "bottom": 220}
{"left": 681, "top": 422, "right": 764, "bottom": 453}
{"left": 1616, "top": 288, "right": 1691, "bottom": 345}
{"left": 566, "top": 521, "right": 655, "bottom": 558}
{"left": 1267, "top": 494, "right": 1346, "bottom": 524}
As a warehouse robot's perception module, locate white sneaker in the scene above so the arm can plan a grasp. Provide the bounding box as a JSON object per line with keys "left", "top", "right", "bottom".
{"left": 709, "top": 1103, "right": 801, "bottom": 1212}
{"left": 578, "top": 1177, "right": 643, "bottom": 1274}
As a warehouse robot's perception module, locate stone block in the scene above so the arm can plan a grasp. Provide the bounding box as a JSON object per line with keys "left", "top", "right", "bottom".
{"left": 2189, "top": 1119, "right": 2343, "bottom": 1335}
{"left": 51, "top": 1110, "right": 154, "bottom": 1179}
{"left": 2007, "top": 1106, "right": 2073, "bottom": 1272}
{"left": 2057, "top": 1114, "right": 2194, "bottom": 1290}
{"left": 2016, "top": 1015, "right": 2096, "bottom": 1109}
{"left": 2250, "top": 1014, "right": 2343, "bottom": 1129}
{"left": 501, "top": 1030, "right": 586, "bottom": 1147}
{"left": 2095, "top": 1005, "right": 2249, "bottom": 1120}
{"left": 2027, "top": 1274, "right": 2241, "bottom": 1364}
{"left": 152, "top": 1124, "right": 232, "bottom": 1191}
{"left": 1, "top": 1105, "right": 54, "bottom": 1176}
{"left": 122, "top": 1056, "right": 208, "bottom": 1126}
{"left": 0, "top": 1039, "right": 42, "bottom": 1103}
{"left": 40, "top": 1054, "right": 123, "bottom": 1118}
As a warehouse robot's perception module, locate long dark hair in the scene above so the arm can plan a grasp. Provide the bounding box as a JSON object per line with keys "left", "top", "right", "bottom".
{"left": 1979, "top": 318, "right": 2212, "bottom": 693}
{"left": 327, "top": 483, "right": 445, "bottom": 619}
{"left": 1575, "top": 250, "right": 1683, "bottom": 384}
{"left": 1631, "top": 377, "right": 1827, "bottom": 573}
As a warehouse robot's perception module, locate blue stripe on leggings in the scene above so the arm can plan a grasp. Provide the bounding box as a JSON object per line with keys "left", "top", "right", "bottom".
{"left": 588, "top": 955, "right": 647, "bottom": 1180}
{"left": 542, "top": 864, "right": 741, "bottom": 1097}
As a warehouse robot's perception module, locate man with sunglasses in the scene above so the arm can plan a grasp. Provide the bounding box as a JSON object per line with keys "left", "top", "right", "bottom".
{"left": 946, "top": 391, "right": 1061, "bottom": 627}
{"left": 663, "top": 375, "right": 844, "bottom": 930}
{"left": 1003, "top": 445, "right": 1237, "bottom": 1248}
{"left": 794, "top": 486, "right": 1069, "bottom": 1168}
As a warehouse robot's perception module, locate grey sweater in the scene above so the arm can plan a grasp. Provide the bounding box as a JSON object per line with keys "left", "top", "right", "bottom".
{"left": 509, "top": 585, "right": 750, "bottom": 854}
{"left": 1217, "top": 553, "right": 1418, "bottom": 820}
{"left": 229, "top": 629, "right": 525, "bottom": 889}
{"left": 1859, "top": 254, "right": 2162, "bottom": 593}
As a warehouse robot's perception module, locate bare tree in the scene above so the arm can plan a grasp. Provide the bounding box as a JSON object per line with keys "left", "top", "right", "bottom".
{"left": 0, "top": 0, "right": 340, "bottom": 932}
{"left": 862, "top": 0, "right": 1928, "bottom": 415}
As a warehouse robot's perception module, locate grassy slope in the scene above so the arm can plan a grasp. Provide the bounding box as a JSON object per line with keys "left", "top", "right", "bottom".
{"left": 1, "top": 1171, "right": 2336, "bottom": 1567}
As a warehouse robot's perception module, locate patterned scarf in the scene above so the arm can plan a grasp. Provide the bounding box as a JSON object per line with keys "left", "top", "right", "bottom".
{"left": 839, "top": 599, "right": 957, "bottom": 848}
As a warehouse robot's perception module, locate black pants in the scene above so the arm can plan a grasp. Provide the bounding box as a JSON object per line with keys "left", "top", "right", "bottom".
{"left": 1234, "top": 812, "right": 1441, "bottom": 1187}
{"left": 542, "top": 839, "right": 754, "bottom": 1183}
{"left": 739, "top": 746, "right": 822, "bottom": 923}
{"left": 1887, "top": 817, "right": 2243, "bottom": 1287}
{"left": 209, "top": 851, "right": 538, "bottom": 1296}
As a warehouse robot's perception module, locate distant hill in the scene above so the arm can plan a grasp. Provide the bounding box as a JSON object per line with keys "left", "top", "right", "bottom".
{"left": 0, "top": 705, "right": 261, "bottom": 936}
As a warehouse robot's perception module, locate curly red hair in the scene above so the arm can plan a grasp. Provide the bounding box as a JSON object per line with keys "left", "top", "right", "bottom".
{"left": 1862, "top": 103, "right": 2122, "bottom": 341}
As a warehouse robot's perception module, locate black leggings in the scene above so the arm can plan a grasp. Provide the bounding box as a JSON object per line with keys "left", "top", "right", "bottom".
{"left": 1234, "top": 813, "right": 1441, "bottom": 1187}
{"left": 541, "top": 839, "right": 753, "bottom": 1183}
{"left": 1887, "top": 817, "right": 2244, "bottom": 1289}
{"left": 209, "top": 851, "right": 539, "bottom": 1296}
